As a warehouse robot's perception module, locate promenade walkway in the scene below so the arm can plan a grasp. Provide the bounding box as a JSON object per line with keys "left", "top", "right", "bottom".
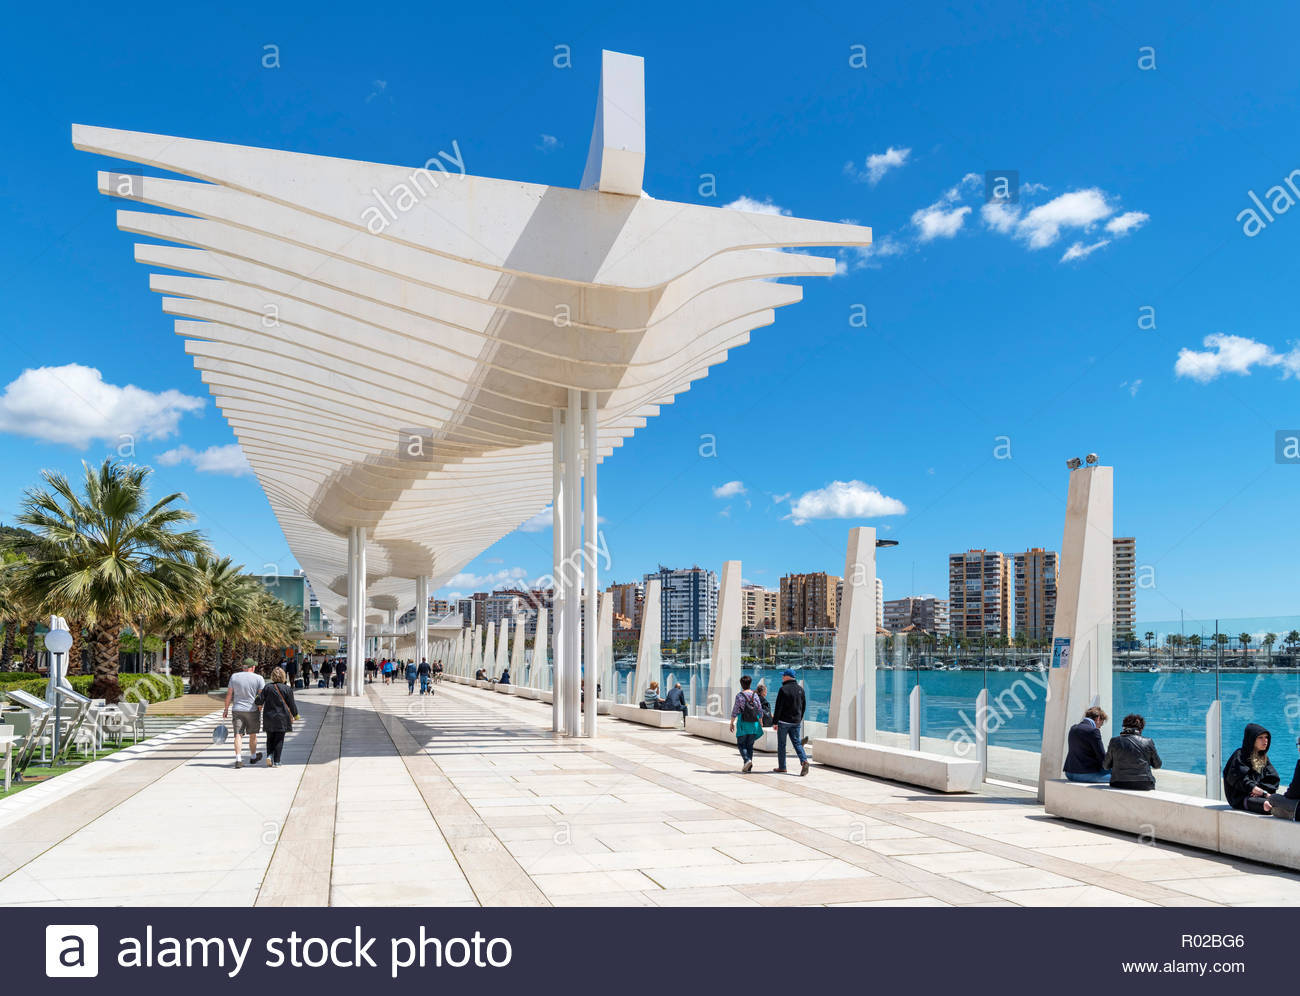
{"left": 2, "top": 680, "right": 1299, "bottom": 907}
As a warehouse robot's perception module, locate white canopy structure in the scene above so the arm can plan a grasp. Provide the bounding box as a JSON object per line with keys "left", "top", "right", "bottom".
{"left": 74, "top": 50, "right": 870, "bottom": 732}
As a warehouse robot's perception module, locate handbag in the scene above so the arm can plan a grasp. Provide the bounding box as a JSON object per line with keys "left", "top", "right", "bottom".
{"left": 269, "top": 682, "right": 298, "bottom": 729}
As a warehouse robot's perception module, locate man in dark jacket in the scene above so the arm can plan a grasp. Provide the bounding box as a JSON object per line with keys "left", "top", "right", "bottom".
{"left": 661, "top": 681, "right": 687, "bottom": 718}
{"left": 771, "top": 670, "right": 809, "bottom": 776}
{"left": 1064, "top": 706, "right": 1110, "bottom": 782}
{"left": 1223, "top": 723, "right": 1280, "bottom": 812}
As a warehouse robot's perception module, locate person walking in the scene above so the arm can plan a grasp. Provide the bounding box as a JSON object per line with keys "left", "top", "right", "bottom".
{"left": 418, "top": 657, "right": 432, "bottom": 694}
{"left": 285, "top": 655, "right": 300, "bottom": 690}
{"left": 335, "top": 658, "right": 347, "bottom": 689}
{"left": 729, "top": 674, "right": 763, "bottom": 773}
{"left": 222, "top": 659, "right": 265, "bottom": 769}
{"left": 405, "top": 659, "right": 418, "bottom": 694}
{"left": 255, "top": 666, "right": 300, "bottom": 768}
{"left": 771, "top": 669, "right": 809, "bottom": 776}
{"left": 320, "top": 659, "right": 333, "bottom": 688}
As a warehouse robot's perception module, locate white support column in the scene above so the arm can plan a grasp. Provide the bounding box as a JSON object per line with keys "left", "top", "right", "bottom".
{"left": 598, "top": 589, "right": 613, "bottom": 703}
{"left": 583, "top": 390, "right": 599, "bottom": 737}
{"left": 511, "top": 613, "right": 525, "bottom": 679}
{"left": 552, "top": 408, "right": 565, "bottom": 732}
{"left": 908, "top": 685, "right": 921, "bottom": 751}
{"left": 351, "top": 526, "right": 367, "bottom": 697}
{"left": 633, "top": 578, "right": 662, "bottom": 705}
{"left": 1038, "top": 465, "right": 1114, "bottom": 801}
{"left": 710, "top": 560, "right": 742, "bottom": 711}
{"left": 975, "top": 688, "right": 989, "bottom": 781}
{"left": 346, "top": 525, "right": 357, "bottom": 694}
{"left": 565, "top": 388, "right": 583, "bottom": 736}
{"left": 471, "top": 623, "right": 482, "bottom": 677}
{"left": 534, "top": 606, "right": 549, "bottom": 689}
{"left": 485, "top": 620, "right": 498, "bottom": 678}
{"left": 496, "top": 617, "right": 510, "bottom": 678}
{"left": 416, "top": 576, "right": 429, "bottom": 665}
{"left": 827, "top": 527, "right": 876, "bottom": 741}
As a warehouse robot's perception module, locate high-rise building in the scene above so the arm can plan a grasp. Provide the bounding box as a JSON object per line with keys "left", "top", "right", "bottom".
{"left": 882, "top": 596, "right": 949, "bottom": 635}
{"left": 1013, "top": 548, "right": 1058, "bottom": 642}
{"left": 948, "top": 550, "right": 1011, "bottom": 638}
{"left": 607, "top": 582, "right": 644, "bottom": 633}
{"left": 834, "top": 577, "right": 883, "bottom": 628}
{"left": 646, "top": 566, "right": 718, "bottom": 642}
{"left": 780, "top": 572, "right": 840, "bottom": 633}
{"left": 741, "top": 585, "right": 779, "bottom": 631}
{"left": 1113, "top": 537, "right": 1137, "bottom": 641}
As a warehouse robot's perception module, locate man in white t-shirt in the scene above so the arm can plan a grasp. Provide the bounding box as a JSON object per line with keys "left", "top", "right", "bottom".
{"left": 223, "top": 659, "right": 265, "bottom": 768}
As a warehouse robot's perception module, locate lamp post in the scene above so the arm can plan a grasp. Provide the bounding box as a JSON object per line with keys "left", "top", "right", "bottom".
{"left": 44, "top": 625, "right": 73, "bottom": 761}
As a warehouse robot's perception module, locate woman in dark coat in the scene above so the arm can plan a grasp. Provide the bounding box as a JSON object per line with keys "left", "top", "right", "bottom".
{"left": 1103, "top": 713, "right": 1162, "bottom": 790}
{"left": 1223, "top": 723, "right": 1280, "bottom": 813}
{"left": 255, "top": 666, "right": 299, "bottom": 768}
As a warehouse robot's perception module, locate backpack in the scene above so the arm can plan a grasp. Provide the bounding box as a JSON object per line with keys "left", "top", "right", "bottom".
{"left": 739, "top": 691, "right": 761, "bottom": 723}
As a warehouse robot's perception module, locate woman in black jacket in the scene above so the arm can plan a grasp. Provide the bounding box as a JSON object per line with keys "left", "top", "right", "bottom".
{"left": 255, "top": 666, "right": 300, "bottom": 768}
{"left": 1104, "top": 714, "right": 1162, "bottom": 790}
{"left": 1223, "top": 723, "right": 1280, "bottom": 813}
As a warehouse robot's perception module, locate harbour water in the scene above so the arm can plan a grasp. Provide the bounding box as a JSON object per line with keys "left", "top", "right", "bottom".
{"left": 612, "top": 665, "right": 1300, "bottom": 778}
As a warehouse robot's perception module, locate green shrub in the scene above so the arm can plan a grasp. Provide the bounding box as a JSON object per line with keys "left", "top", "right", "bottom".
{"left": 0, "top": 673, "right": 181, "bottom": 704}
{"left": 0, "top": 676, "right": 42, "bottom": 691}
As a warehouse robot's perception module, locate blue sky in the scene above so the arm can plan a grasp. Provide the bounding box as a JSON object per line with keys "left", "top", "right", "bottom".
{"left": 1, "top": 0, "right": 1297, "bottom": 625}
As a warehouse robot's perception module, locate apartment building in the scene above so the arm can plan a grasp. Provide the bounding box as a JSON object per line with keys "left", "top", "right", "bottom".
{"left": 780, "top": 572, "right": 840, "bottom": 632}
{"left": 1013, "top": 548, "right": 1058, "bottom": 642}
{"left": 606, "top": 582, "right": 644, "bottom": 633}
{"left": 645, "top": 566, "right": 718, "bottom": 642}
{"left": 882, "top": 596, "right": 950, "bottom": 635}
{"left": 1114, "top": 536, "right": 1137, "bottom": 640}
{"left": 948, "top": 550, "right": 1012, "bottom": 638}
{"left": 741, "top": 584, "right": 779, "bottom": 632}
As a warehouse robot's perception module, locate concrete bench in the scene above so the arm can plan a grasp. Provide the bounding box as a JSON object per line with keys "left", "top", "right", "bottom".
{"left": 513, "top": 687, "right": 539, "bottom": 700}
{"left": 1044, "top": 780, "right": 1226, "bottom": 851}
{"left": 610, "top": 703, "right": 683, "bottom": 728}
{"left": 1045, "top": 780, "right": 1300, "bottom": 870}
{"left": 685, "top": 716, "right": 783, "bottom": 753}
{"left": 494, "top": 684, "right": 517, "bottom": 695}
{"left": 811, "top": 738, "right": 982, "bottom": 793}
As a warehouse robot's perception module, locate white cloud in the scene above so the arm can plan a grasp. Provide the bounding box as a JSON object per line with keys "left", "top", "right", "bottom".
{"left": 845, "top": 146, "right": 912, "bottom": 185}
{"left": 444, "top": 567, "right": 529, "bottom": 590}
{"left": 712, "top": 480, "right": 746, "bottom": 498}
{"left": 156, "top": 443, "right": 251, "bottom": 476}
{"left": 1015, "top": 188, "right": 1113, "bottom": 248}
{"left": 980, "top": 201, "right": 1019, "bottom": 234}
{"left": 537, "top": 134, "right": 560, "bottom": 152}
{"left": 519, "top": 506, "right": 553, "bottom": 532}
{"left": 1120, "top": 379, "right": 1142, "bottom": 397}
{"left": 1174, "top": 333, "right": 1300, "bottom": 383}
{"left": 783, "top": 480, "right": 907, "bottom": 525}
{"left": 1106, "top": 210, "right": 1149, "bottom": 235}
{"left": 722, "top": 196, "right": 790, "bottom": 216}
{"left": 911, "top": 200, "right": 971, "bottom": 242}
{"left": 719, "top": 506, "right": 732, "bottom": 518}
{"left": 0, "top": 364, "right": 205, "bottom": 448}
{"left": 1061, "top": 239, "right": 1111, "bottom": 262}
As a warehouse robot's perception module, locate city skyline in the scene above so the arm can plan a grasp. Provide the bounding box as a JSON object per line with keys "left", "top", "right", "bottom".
{"left": 3, "top": 3, "right": 1298, "bottom": 626}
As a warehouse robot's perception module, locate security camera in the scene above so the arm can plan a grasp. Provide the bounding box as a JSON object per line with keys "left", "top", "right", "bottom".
{"left": 1085, "top": 453, "right": 1098, "bottom": 465}
{"left": 1066, "top": 457, "right": 1082, "bottom": 470}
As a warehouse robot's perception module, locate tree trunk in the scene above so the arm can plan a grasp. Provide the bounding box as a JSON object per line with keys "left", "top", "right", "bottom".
{"left": 0, "top": 622, "right": 14, "bottom": 670}
{"left": 68, "top": 618, "right": 86, "bottom": 675}
{"left": 188, "top": 632, "right": 210, "bottom": 693}
{"left": 89, "top": 619, "right": 124, "bottom": 702}
{"left": 21, "top": 619, "right": 37, "bottom": 669}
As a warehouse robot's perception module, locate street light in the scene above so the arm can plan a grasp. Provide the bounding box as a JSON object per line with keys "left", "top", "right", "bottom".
{"left": 875, "top": 539, "right": 899, "bottom": 548}
{"left": 44, "top": 625, "right": 73, "bottom": 760}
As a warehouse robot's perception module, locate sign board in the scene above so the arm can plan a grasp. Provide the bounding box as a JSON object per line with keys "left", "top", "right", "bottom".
{"left": 1051, "top": 636, "right": 1071, "bottom": 670}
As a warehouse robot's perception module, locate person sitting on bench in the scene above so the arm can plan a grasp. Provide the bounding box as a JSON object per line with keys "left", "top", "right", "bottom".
{"left": 639, "top": 680, "right": 662, "bottom": 709}
{"left": 661, "top": 680, "right": 687, "bottom": 718}
{"left": 1064, "top": 706, "right": 1111, "bottom": 783}
{"left": 1224, "top": 723, "right": 1280, "bottom": 814}
{"left": 1103, "top": 713, "right": 1161, "bottom": 790}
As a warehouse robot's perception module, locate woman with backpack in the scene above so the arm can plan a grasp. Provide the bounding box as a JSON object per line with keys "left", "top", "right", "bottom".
{"left": 255, "top": 666, "right": 300, "bottom": 768}
{"left": 728, "top": 674, "right": 764, "bottom": 773}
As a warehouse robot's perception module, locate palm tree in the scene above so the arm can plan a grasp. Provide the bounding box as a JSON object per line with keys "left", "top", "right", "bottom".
{"left": 15, "top": 459, "right": 207, "bottom": 701}
{"left": 1263, "top": 632, "right": 1277, "bottom": 662}
{"left": 1144, "top": 631, "right": 1155, "bottom": 656}
{"left": 175, "top": 553, "right": 258, "bottom": 694}
{"left": 1288, "top": 630, "right": 1300, "bottom": 655}
{"left": 1239, "top": 633, "right": 1252, "bottom": 661}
